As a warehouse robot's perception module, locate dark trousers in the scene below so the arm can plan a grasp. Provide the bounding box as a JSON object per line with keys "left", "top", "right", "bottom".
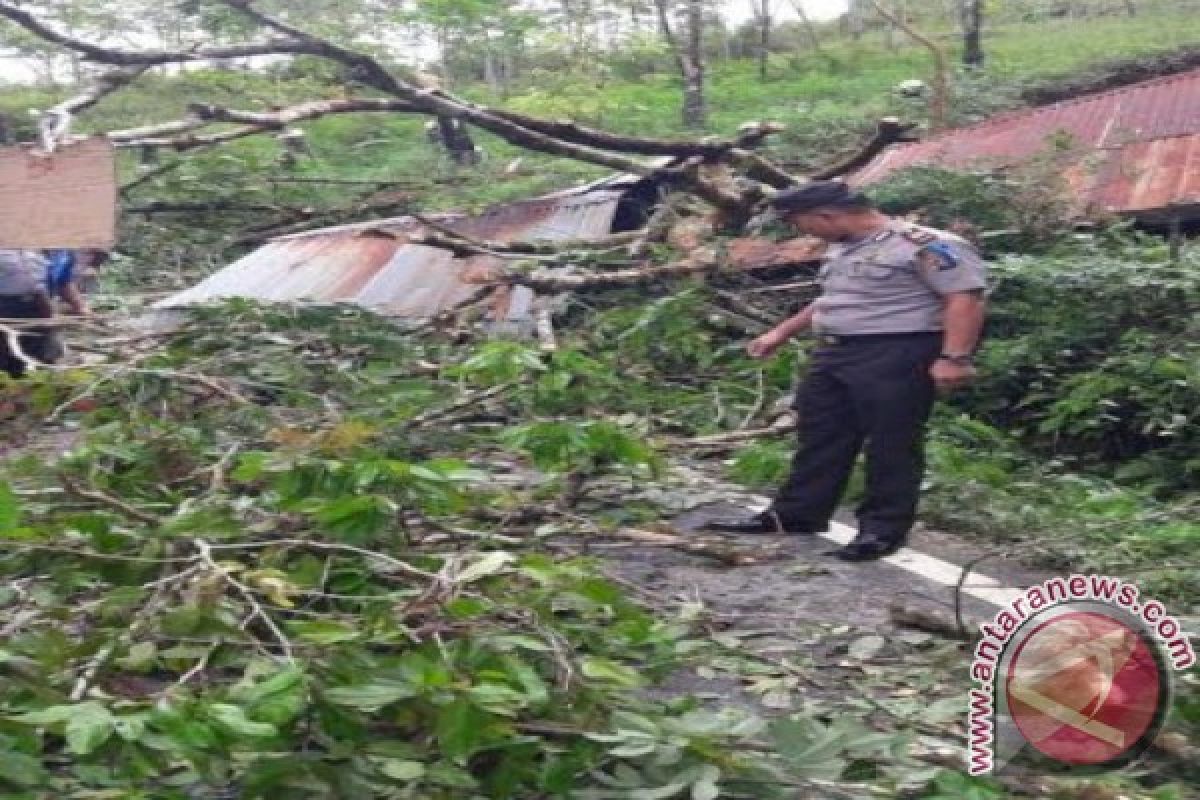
{"left": 0, "top": 294, "right": 60, "bottom": 379}
{"left": 770, "top": 332, "right": 942, "bottom": 543}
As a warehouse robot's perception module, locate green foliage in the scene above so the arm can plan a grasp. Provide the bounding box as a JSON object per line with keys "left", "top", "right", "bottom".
{"left": 866, "top": 163, "right": 1075, "bottom": 246}
{"left": 917, "top": 769, "right": 1009, "bottom": 800}
{"left": 924, "top": 414, "right": 1200, "bottom": 606}
{"left": 727, "top": 441, "right": 791, "bottom": 488}
{"left": 0, "top": 301, "right": 786, "bottom": 798}
{"left": 958, "top": 234, "right": 1200, "bottom": 490}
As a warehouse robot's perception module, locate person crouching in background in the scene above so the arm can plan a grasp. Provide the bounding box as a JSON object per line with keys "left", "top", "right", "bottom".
{"left": 0, "top": 248, "right": 64, "bottom": 378}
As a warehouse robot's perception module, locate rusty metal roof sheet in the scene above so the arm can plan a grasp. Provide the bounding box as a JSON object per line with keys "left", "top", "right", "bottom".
{"left": 157, "top": 186, "right": 629, "bottom": 319}
{"left": 850, "top": 68, "right": 1200, "bottom": 217}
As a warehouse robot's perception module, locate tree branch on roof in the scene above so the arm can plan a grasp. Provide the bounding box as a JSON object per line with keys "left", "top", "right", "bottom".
{"left": 409, "top": 230, "right": 645, "bottom": 261}
{"left": 410, "top": 212, "right": 644, "bottom": 257}
{"left": 809, "top": 117, "right": 919, "bottom": 181}
{"left": 484, "top": 247, "right": 761, "bottom": 291}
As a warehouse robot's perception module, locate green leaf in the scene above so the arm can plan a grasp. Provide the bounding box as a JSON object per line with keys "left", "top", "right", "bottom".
{"left": 467, "top": 683, "right": 527, "bottom": 716}
{"left": 0, "top": 481, "right": 21, "bottom": 532}
{"left": 65, "top": 704, "right": 116, "bottom": 755}
{"left": 0, "top": 749, "right": 46, "bottom": 787}
{"left": 287, "top": 619, "right": 361, "bottom": 644}
{"left": 436, "top": 697, "right": 488, "bottom": 760}
{"left": 425, "top": 761, "right": 479, "bottom": 789}
{"left": 9, "top": 705, "right": 78, "bottom": 727}
{"left": 455, "top": 551, "right": 516, "bottom": 584}
{"left": 379, "top": 759, "right": 426, "bottom": 782}
{"left": 206, "top": 703, "right": 277, "bottom": 738}
{"left": 769, "top": 716, "right": 854, "bottom": 781}
{"left": 236, "top": 666, "right": 307, "bottom": 727}
{"left": 581, "top": 657, "right": 643, "bottom": 688}
{"left": 324, "top": 683, "right": 416, "bottom": 711}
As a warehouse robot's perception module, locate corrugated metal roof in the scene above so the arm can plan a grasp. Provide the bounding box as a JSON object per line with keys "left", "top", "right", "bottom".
{"left": 850, "top": 68, "right": 1200, "bottom": 217}
{"left": 157, "top": 186, "right": 630, "bottom": 319}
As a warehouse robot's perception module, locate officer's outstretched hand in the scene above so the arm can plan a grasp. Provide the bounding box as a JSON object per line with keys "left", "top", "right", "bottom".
{"left": 747, "top": 330, "right": 788, "bottom": 359}
{"left": 930, "top": 359, "right": 977, "bottom": 394}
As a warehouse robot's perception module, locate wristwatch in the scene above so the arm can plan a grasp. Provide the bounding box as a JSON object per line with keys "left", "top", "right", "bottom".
{"left": 938, "top": 353, "right": 975, "bottom": 366}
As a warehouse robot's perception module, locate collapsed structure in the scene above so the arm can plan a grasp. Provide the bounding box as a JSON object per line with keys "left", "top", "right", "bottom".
{"left": 851, "top": 68, "right": 1200, "bottom": 227}
{"left": 157, "top": 68, "right": 1200, "bottom": 322}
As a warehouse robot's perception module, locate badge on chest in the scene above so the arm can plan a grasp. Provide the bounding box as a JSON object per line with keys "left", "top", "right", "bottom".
{"left": 821, "top": 229, "right": 911, "bottom": 282}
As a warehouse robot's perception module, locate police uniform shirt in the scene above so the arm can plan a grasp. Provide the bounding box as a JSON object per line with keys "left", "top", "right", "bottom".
{"left": 0, "top": 249, "right": 46, "bottom": 297}
{"left": 811, "top": 222, "right": 987, "bottom": 335}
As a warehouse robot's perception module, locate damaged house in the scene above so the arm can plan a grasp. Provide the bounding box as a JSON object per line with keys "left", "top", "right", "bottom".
{"left": 154, "top": 169, "right": 825, "bottom": 328}
{"left": 851, "top": 68, "right": 1200, "bottom": 231}
{"left": 156, "top": 67, "right": 1200, "bottom": 325}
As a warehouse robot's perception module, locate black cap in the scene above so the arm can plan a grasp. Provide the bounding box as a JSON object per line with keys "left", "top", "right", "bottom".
{"left": 769, "top": 180, "right": 871, "bottom": 213}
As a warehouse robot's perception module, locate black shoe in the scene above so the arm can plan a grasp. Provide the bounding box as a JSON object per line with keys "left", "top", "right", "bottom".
{"left": 829, "top": 536, "right": 905, "bottom": 561}
{"left": 702, "top": 509, "right": 823, "bottom": 535}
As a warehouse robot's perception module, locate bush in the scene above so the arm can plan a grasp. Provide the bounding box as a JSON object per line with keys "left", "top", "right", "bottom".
{"left": 865, "top": 160, "right": 1078, "bottom": 249}
{"left": 956, "top": 232, "right": 1200, "bottom": 491}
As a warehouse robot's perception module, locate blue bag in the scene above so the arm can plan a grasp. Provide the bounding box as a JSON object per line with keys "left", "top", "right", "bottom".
{"left": 44, "top": 249, "right": 76, "bottom": 294}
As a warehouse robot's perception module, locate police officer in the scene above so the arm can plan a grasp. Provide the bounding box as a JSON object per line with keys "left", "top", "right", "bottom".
{"left": 704, "top": 181, "right": 988, "bottom": 561}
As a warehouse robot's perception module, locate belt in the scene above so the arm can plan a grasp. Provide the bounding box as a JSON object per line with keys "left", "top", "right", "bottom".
{"left": 815, "top": 331, "right": 941, "bottom": 346}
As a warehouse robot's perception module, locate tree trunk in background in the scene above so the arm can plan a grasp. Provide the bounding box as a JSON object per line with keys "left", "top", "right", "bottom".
{"left": 437, "top": 29, "right": 453, "bottom": 87}
{"left": 654, "top": 0, "right": 707, "bottom": 128}
{"left": 483, "top": 39, "right": 500, "bottom": 91}
{"left": 1123, "top": 0, "right": 1137, "bottom": 15}
{"left": 789, "top": 0, "right": 827, "bottom": 55}
{"left": 436, "top": 117, "right": 480, "bottom": 166}
{"left": 682, "top": 0, "right": 706, "bottom": 127}
{"left": 751, "top": 0, "right": 771, "bottom": 80}
{"left": 961, "top": 0, "right": 984, "bottom": 67}
{"left": 870, "top": 0, "right": 950, "bottom": 129}
{"left": 847, "top": 0, "right": 865, "bottom": 40}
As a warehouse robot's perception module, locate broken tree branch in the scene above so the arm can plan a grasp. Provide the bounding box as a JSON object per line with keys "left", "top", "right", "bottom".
{"left": 188, "top": 98, "right": 420, "bottom": 128}
{"left": 725, "top": 148, "right": 799, "bottom": 189}
{"left": 119, "top": 160, "right": 186, "bottom": 195}
{"left": 215, "top": 1, "right": 755, "bottom": 208}
{"left": 809, "top": 117, "right": 919, "bottom": 181}
{"left": 52, "top": 66, "right": 149, "bottom": 116}
{"left": 486, "top": 111, "right": 785, "bottom": 157}
{"left": 409, "top": 222, "right": 644, "bottom": 262}
{"left": 0, "top": 2, "right": 320, "bottom": 65}
{"left": 107, "top": 98, "right": 420, "bottom": 150}
{"left": 6, "top": 0, "right": 772, "bottom": 219}
{"left": 665, "top": 416, "right": 797, "bottom": 448}
{"left": 487, "top": 244, "right": 761, "bottom": 291}
{"left": 116, "top": 125, "right": 283, "bottom": 152}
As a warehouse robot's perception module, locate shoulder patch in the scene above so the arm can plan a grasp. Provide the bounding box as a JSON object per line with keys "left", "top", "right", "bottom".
{"left": 901, "top": 227, "right": 937, "bottom": 246}
{"left": 916, "top": 241, "right": 960, "bottom": 271}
